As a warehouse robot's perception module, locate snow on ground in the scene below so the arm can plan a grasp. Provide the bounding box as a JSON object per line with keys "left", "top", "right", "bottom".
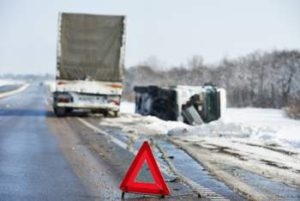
{"left": 168, "top": 108, "right": 300, "bottom": 149}
{"left": 0, "top": 80, "right": 29, "bottom": 99}
{"left": 120, "top": 101, "right": 135, "bottom": 114}
{"left": 43, "top": 80, "right": 56, "bottom": 92}
{"left": 165, "top": 108, "right": 300, "bottom": 199}
{"left": 223, "top": 108, "right": 300, "bottom": 147}
{"left": 102, "top": 101, "right": 189, "bottom": 135}
{"left": 101, "top": 112, "right": 190, "bottom": 135}
{"left": 119, "top": 102, "right": 300, "bottom": 149}
{"left": 0, "top": 79, "right": 25, "bottom": 87}
{"left": 108, "top": 102, "right": 300, "bottom": 199}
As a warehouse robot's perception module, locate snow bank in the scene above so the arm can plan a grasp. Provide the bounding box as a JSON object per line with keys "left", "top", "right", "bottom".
{"left": 117, "top": 102, "right": 300, "bottom": 148}
{"left": 101, "top": 113, "right": 190, "bottom": 135}
{"left": 120, "top": 101, "right": 135, "bottom": 114}
{"left": 112, "top": 101, "right": 189, "bottom": 135}
{"left": 169, "top": 108, "right": 300, "bottom": 148}
{"left": 0, "top": 79, "right": 24, "bottom": 87}
{"left": 43, "top": 80, "right": 56, "bottom": 92}
{"left": 140, "top": 116, "right": 190, "bottom": 135}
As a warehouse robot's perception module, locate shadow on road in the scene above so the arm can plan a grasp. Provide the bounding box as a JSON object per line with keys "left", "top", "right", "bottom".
{"left": 0, "top": 108, "right": 48, "bottom": 117}
{"left": 0, "top": 108, "right": 92, "bottom": 118}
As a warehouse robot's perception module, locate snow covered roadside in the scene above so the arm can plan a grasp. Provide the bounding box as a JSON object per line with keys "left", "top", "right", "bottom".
{"left": 169, "top": 108, "right": 300, "bottom": 148}
{"left": 167, "top": 108, "right": 300, "bottom": 200}
{"left": 0, "top": 79, "right": 25, "bottom": 87}
{"left": 112, "top": 103, "right": 300, "bottom": 200}
{"left": 43, "top": 80, "right": 56, "bottom": 92}
{"left": 119, "top": 102, "right": 300, "bottom": 148}
{"left": 100, "top": 101, "right": 190, "bottom": 135}
{"left": 100, "top": 112, "right": 189, "bottom": 136}
{"left": 0, "top": 79, "right": 29, "bottom": 99}
{"left": 222, "top": 108, "right": 300, "bottom": 148}
{"left": 120, "top": 101, "right": 135, "bottom": 114}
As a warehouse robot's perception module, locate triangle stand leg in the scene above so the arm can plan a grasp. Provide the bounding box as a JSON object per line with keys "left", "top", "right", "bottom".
{"left": 121, "top": 192, "right": 125, "bottom": 200}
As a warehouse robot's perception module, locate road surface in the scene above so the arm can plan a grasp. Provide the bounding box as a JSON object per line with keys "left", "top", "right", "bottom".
{"left": 0, "top": 84, "right": 91, "bottom": 200}
{"left": 0, "top": 84, "right": 214, "bottom": 200}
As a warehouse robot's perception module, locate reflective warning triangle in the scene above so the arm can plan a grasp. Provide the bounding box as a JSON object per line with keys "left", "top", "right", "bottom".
{"left": 119, "top": 141, "right": 170, "bottom": 196}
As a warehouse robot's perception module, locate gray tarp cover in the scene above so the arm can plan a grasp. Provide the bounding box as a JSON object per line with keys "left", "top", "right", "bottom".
{"left": 58, "top": 13, "right": 124, "bottom": 81}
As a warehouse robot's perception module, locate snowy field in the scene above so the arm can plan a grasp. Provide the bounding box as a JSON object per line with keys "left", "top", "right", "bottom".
{"left": 0, "top": 79, "right": 25, "bottom": 87}
{"left": 0, "top": 79, "right": 28, "bottom": 98}
{"left": 117, "top": 102, "right": 300, "bottom": 200}
{"left": 120, "top": 101, "right": 300, "bottom": 148}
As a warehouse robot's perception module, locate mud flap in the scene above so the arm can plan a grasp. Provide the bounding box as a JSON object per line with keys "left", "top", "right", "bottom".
{"left": 182, "top": 105, "right": 203, "bottom": 125}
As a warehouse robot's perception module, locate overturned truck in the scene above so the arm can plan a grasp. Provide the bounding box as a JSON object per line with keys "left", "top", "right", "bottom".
{"left": 134, "top": 85, "right": 226, "bottom": 125}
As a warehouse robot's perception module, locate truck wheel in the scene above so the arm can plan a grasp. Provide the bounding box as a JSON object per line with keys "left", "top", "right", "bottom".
{"left": 113, "top": 111, "right": 120, "bottom": 117}
{"left": 54, "top": 107, "right": 66, "bottom": 117}
{"left": 102, "top": 110, "right": 109, "bottom": 117}
{"left": 66, "top": 108, "right": 73, "bottom": 113}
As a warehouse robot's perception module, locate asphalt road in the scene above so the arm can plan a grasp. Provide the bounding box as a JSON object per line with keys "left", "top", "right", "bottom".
{"left": 0, "top": 85, "right": 21, "bottom": 93}
{"left": 0, "top": 84, "right": 206, "bottom": 201}
{"left": 0, "top": 84, "right": 91, "bottom": 200}
{"left": 0, "top": 83, "right": 248, "bottom": 201}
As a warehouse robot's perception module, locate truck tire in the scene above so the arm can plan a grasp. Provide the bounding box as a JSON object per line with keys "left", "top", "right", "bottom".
{"left": 102, "top": 110, "right": 109, "bottom": 117}
{"left": 113, "top": 111, "right": 120, "bottom": 117}
{"left": 66, "top": 108, "right": 73, "bottom": 113}
{"left": 54, "top": 107, "right": 67, "bottom": 117}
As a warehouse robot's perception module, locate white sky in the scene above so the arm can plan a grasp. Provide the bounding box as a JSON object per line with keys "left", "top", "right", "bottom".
{"left": 0, "top": 0, "right": 299, "bottom": 74}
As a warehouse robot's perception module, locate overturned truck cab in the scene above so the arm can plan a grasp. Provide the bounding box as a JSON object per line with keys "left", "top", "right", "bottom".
{"left": 134, "top": 85, "right": 226, "bottom": 125}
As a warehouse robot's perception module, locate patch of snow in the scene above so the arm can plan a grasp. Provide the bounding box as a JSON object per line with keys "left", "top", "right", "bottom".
{"left": 142, "top": 116, "right": 190, "bottom": 135}
{"left": 0, "top": 79, "right": 24, "bottom": 87}
{"left": 43, "top": 80, "right": 56, "bottom": 92}
{"left": 114, "top": 103, "right": 300, "bottom": 148}
{"left": 223, "top": 108, "right": 300, "bottom": 148}
{"left": 103, "top": 104, "right": 300, "bottom": 198}
{"left": 169, "top": 108, "right": 300, "bottom": 149}
{"left": 100, "top": 113, "right": 190, "bottom": 135}
{"left": 120, "top": 101, "right": 135, "bottom": 114}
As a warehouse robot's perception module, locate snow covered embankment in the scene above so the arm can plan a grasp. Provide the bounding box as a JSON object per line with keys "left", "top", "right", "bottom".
{"left": 119, "top": 102, "right": 300, "bottom": 149}
{"left": 0, "top": 79, "right": 29, "bottom": 98}
{"left": 112, "top": 102, "right": 300, "bottom": 200}
{"left": 168, "top": 108, "right": 300, "bottom": 200}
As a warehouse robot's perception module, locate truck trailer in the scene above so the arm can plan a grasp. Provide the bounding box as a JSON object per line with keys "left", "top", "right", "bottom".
{"left": 53, "top": 13, "right": 126, "bottom": 117}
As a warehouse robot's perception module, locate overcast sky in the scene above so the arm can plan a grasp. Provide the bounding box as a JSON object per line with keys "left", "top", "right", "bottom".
{"left": 0, "top": 0, "right": 299, "bottom": 74}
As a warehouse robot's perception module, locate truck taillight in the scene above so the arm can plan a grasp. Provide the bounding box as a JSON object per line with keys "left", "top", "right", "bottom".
{"left": 58, "top": 97, "right": 70, "bottom": 103}
{"left": 56, "top": 93, "right": 73, "bottom": 103}
{"left": 110, "top": 83, "right": 123, "bottom": 89}
{"left": 110, "top": 99, "right": 120, "bottom": 105}
{"left": 108, "top": 96, "right": 120, "bottom": 105}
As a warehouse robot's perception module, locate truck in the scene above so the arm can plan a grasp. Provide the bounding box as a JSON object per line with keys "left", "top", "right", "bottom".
{"left": 53, "top": 13, "right": 126, "bottom": 117}
{"left": 134, "top": 85, "right": 226, "bottom": 125}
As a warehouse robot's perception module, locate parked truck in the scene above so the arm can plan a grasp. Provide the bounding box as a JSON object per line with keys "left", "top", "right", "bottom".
{"left": 134, "top": 85, "right": 226, "bottom": 125}
{"left": 53, "top": 13, "right": 126, "bottom": 117}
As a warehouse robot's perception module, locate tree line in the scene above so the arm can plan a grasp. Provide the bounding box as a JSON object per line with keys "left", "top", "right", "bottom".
{"left": 123, "top": 50, "right": 300, "bottom": 116}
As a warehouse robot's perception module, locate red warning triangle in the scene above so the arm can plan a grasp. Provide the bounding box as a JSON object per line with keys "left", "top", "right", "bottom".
{"left": 119, "top": 141, "right": 170, "bottom": 196}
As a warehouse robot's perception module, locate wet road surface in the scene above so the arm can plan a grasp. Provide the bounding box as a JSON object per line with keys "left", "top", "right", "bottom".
{"left": 0, "top": 84, "right": 206, "bottom": 201}
{"left": 0, "top": 84, "right": 90, "bottom": 200}
{"left": 0, "top": 85, "right": 21, "bottom": 93}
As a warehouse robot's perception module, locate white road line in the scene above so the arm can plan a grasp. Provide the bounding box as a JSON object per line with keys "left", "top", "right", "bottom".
{"left": 77, "top": 118, "right": 128, "bottom": 150}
